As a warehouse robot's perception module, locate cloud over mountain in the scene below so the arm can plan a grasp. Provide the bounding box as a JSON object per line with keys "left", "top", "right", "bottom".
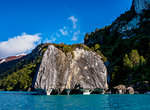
{"left": 0, "top": 33, "right": 41, "bottom": 59}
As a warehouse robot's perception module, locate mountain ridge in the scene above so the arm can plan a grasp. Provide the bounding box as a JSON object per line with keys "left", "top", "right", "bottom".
{"left": 0, "top": 54, "right": 26, "bottom": 64}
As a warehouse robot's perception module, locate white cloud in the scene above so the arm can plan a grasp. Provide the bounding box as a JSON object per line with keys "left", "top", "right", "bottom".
{"left": 43, "top": 38, "right": 51, "bottom": 43}
{"left": 50, "top": 36, "right": 56, "bottom": 42}
{"left": 0, "top": 33, "right": 41, "bottom": 59}
{"left": 50, "top": 15, "right": 84, "bottom": 43}
{"left": 56, "top": 33, "right": 60, "bottom": 37}
{"left": 59, "top": 26, "right": 69, "bottom": 36}
{"left": 71, "top": 36, "right": 78, "bottom": 41}
{"left": 71, "top": 30, "right": 80, "bottom": 41}
{"left": 68, "top": 16, "right": 78, "bottom": 29}
{"left": 74, "top": 30, "right": 80, "bottom": 35}
{"left": 44, "top": 36, "right": 56, "bottom": 43}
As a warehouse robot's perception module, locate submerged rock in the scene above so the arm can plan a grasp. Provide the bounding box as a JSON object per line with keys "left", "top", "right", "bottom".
{"left": 33, "top": 45, "right": 108, "bottom": 95}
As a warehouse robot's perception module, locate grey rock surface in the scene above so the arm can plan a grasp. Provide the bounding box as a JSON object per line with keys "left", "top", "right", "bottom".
{"left": 34, "top": 45, "right": 108, "bottom": 95}
{"left": 111, "top": 0, "right": 150, "bottom": 38}
{"left": 118, "top": 16, "right": 140, "bottom": 34}
{"left": 133, "top": 0, "right": 150, "bottom": 14}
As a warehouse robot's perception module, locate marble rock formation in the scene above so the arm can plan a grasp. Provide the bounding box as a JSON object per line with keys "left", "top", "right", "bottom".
{"left": 33, "top": 45, "right": 108, "bottom": 95}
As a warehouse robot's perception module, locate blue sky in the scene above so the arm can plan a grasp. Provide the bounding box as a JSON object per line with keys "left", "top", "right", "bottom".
{"left": 0, "top": 0, "right": 132, "bottom": 58}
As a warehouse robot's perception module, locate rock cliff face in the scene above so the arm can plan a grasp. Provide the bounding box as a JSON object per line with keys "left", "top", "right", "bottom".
{"left": 133, "top": 0, "right": 150, "bottom": 14}
{"left": 33, "top": 45, "right": 108, "bottom": 95}
{"left": 107, "top": 0, "right": 150, "bottom": 39}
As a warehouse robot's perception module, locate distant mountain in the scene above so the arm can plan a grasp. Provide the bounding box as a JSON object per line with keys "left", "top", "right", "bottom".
{"left": 0, "top": 44, "right": 47, "bottom": 91}
{"left": 0, "top": 54, "right": 26, "bottom": 64}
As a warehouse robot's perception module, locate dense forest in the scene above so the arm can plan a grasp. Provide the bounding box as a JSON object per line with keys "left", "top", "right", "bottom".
{"left": 84, "top": 9, "right": 150, "bottom": 92}
{"left": 0, "top": 44, "right": 48, "bottom": 91}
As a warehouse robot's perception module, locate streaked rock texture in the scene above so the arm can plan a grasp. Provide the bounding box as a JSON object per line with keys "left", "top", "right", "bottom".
{"left": 33, "top": 45, "right": 108, "bottom": 95}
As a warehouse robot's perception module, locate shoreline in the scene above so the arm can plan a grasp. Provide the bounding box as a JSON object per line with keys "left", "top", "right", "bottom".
{"left": 0, "top": 91, "right": 150, "bottom": 95}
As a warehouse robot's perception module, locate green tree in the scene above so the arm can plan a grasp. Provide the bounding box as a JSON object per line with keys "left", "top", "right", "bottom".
{"left": 85, "top": 33, "right": 89, "bottom": 37}
{"left": 123, "top": 54, "right": 133, "bottom": 68}
{"left": 129, "top": 50, "right": 140, "bottom": 66}
{"left": 123, "top": 50, "right": 146, "bottom": 68}
{"left": 91, "top": 32, "right": 94, "bottom": 36}
{"left": 140, "top": 56, "right": 146, "bottom": 64}
{"left": 95, "top": 28, "right": 99, "bottom": 32}
{"left": 84, "top": 33, "right": 89, "bottom": 41}
{"left": 96, "top": 50, "right": 107, "bottom": 62}
{"left": 63, "top": 45, "right": 72, "bottom": 53}
{"left": 95, "top": 44, "right": 100, "bottom": 50}
{"left": 91, "top": 47, "right": 94, "bottom": 51}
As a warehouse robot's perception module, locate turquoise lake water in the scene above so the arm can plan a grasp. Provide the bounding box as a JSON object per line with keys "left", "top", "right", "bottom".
{"left": 0, "top": 91, "right": 150, "bottom": 110}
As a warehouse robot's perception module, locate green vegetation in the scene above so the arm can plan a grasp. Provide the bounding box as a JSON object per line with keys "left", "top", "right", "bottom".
{"left": 84, "top": 9, "right": 150, "bottom": 91}
{"left": 1, "top": 7, "right": 150, "bottom": 92}
{"left": 123, "top": 50, "right": 146, "bottom": 68}
{"left": 95, "top": 44, "right": 100, "bottom": 50}
{"left": 63, "top": 45, "right": 72, "bottom": 53}
{"left": 0, "top": 43, "right": 49, "bottom": 91}
{"left": 0, "top": 64, "right": 36, "bottom": 91}
{"left": 129, "top": 50, "right": 140, "bottom": 66}
{"left": 0, "top": 43, "right": 107, "bottom": 91}
{"left": 53, "top": 43, "right": 107, "bottom": 62}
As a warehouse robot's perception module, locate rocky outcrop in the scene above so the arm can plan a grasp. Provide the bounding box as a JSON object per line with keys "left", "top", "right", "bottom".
{"left": 126, "top": 87, "right": 134, "bottom": 94}
{"left": 133, "top": 0, "right": 150, "bottom": 14}
{"left": 33, "top": 45, "right": 108, "bottom": 95}
{"left": 84, "top": 0, "right": 150, "bottom": 44}
{"left": 111, "top": 0, "right": 150, "bottom": 39}
{"left": 112, "top": 85, "right": 135, "bottom": 94}
{"left": 118, "top": 15, "right": 140, "bottom": 34}
{"left": 112, "top": 85, "right": 126, "bottom": 94}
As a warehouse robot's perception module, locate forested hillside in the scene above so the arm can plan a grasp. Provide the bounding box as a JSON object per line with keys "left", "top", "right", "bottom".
{"left": 0, "top": 44, "right": 48, "bottom": 91}
{"left": 84, "top": 8, "right": 150, "bottom": 92}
